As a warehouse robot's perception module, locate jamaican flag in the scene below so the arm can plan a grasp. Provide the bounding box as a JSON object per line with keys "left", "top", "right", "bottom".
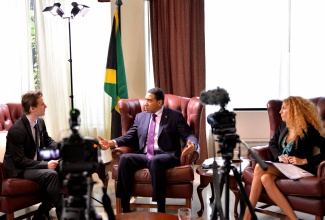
{"left": 104, "top": 9, "right": 128, "bottom": 138}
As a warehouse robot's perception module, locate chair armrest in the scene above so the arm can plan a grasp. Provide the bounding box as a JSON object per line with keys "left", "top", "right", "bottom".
{"left": 180, "top": 149, "right": 199, "bottom": 165}
{"left": 111, "top": 146, "right": 135, "bottom": 160}
{"left": 246, "top": 145, "right": 273, "bottom": 168}
{"left": 317, "top": 160, "right": 325, "bottom": 178}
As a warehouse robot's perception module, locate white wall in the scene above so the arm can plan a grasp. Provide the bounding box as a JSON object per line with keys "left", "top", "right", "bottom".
{"left": 205, "top": 110, "right": 270, "bottom": 158}
{"left": 235, "top": 110, "right": 270, "bottom": 142}
{"left": 116, "top": 0, "right": 146, "bottom": 98}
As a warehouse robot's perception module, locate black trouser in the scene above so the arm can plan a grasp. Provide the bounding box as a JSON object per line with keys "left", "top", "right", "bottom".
{"left": 23, "top": 169, "right": 62, "bottom": 212}
{"left": 116, "top": 153, "right": 180, "bottom": 212}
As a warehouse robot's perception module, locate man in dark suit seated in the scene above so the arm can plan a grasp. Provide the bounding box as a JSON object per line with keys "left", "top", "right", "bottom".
{"left": 98, "top": 87, "right": 199, "bottom": 213}
{"left": 3, "top": 90, "right": 62, "bottom": 220}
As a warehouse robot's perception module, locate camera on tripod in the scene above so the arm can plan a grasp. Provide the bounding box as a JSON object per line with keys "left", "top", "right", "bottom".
{"left": 40, "top": 109, "right": 103, "bottom": 220}
{"left": 200, "top": 87, "right": 240, "bottom": 157}
{"left": 60, "top": 109, "right": 102, "bottom": 220}
{"left": 60, "top": 109, "right": 100, "bottom": 174}
{"left": 201, "top": 87, "right": 266, "bottom": 220}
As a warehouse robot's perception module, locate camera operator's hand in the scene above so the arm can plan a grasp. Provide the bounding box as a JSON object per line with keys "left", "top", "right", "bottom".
{"left": 48, "top": 160, "right": 59, "bottom": 170}
{"left": 182, "top": 140, "right": 195, "bottom": 156}
{"left": 98, "top": 136, "right": 116, "bottom": 150}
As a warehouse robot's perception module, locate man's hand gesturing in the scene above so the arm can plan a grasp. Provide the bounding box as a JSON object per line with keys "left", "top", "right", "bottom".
{"left": 98, "top": 136, "right": 115, "bottom": 150}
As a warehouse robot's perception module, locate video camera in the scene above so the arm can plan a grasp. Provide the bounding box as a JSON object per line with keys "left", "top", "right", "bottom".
{"left": 39, "top": 109, "right": 100, "bottom": 172}
{"left": 60, "top": 109, "right": 100, "bottom": 174}
{"left": 40, "top": 109, "right": 103, "bottom": 219}
{"left": 200, "top": 87, "right": 240, "bottom": 157}
{"left": 60, "top": 109, "right": 102, "bottom": 220}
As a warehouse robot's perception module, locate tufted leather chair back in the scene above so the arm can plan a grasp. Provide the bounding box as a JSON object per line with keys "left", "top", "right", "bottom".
{"left": 0, "top": 103, "right": 22, "bottom": 131}
{"left": 0, "top": 104, "right": 12, "bottom": 131}
{"left": 6, "top": 103, "right": 23, "bottom": 125}
{"left": 267, "top": 97, "right": 325, "bottom": 138}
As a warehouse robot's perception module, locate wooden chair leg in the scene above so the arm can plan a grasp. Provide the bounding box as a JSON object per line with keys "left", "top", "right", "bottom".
{"left": 5, "top": 213, "right": 14, "bottom": 220}
{"left": 96, "top": 162, "right": 111, "bottom": 189}
{"left": 116, "top": 197, "right": 122, "bottom": 214}
{"left": 186, "top": 198, "right": 191, "bottom": 209}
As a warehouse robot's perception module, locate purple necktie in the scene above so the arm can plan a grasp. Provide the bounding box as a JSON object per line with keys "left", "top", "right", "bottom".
{"left": 146, "top": 114, "right": 157, "bottom": 159}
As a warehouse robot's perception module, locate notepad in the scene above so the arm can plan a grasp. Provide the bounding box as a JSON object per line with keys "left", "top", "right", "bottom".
{"left": 265, "top": 161, "right": 314, "bottom": 180}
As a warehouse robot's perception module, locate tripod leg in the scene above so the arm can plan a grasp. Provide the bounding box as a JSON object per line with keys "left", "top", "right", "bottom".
{"left": 210, "top": 182, "right": 215, "bottom": 203}
{"left": 231, "top": 167, "right": 258, "bottom": 220}
{"left": 211, "top": 161, "right": 224, "bottom": 220}
{"left": 220, "top": 165, "right": 230, "bottom": 220}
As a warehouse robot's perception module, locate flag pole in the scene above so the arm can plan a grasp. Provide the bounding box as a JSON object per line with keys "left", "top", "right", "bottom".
{"left": 115, "top": 0, "right": 122, "bottom": 35}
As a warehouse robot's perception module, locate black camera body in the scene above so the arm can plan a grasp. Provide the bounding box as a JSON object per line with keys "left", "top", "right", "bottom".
{"left": 207, "top": 108, "right": 236, "bottom": 135}
{"left": 200, "top": 87, "right": 240, "bottom": 157}
{"left": 207, "top": 108, "right": 240, "bottom": 157}
{"left": 60, "top": 133, "right": 99, "bottom": 174}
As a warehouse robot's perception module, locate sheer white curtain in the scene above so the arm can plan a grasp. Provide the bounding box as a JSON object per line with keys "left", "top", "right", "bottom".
{"left": 205, "top": 0, "right": 290, "bottom": 110}
{"left": 205, "top": 0, "right": 325, "bottom": 109}
{"left": 0, "top": 0, "right": 34, "bottom": 103}
{"left": 290, "top": 0, "right": 325, "bottom": 98}
{"left": 35, "top": 0, "right": 112, "bottom": 162}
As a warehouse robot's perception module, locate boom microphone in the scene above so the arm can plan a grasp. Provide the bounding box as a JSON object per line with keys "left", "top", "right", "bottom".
{"left": 199, "top": 87, "right": 230, "bottom": 108}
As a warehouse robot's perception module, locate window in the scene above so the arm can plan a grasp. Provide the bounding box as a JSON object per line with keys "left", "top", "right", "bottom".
{"left": 205, "top": 0, "right": 325, "bottom": 109}
{"left": 30, "top": 0, "right": 40, "bottom": 90}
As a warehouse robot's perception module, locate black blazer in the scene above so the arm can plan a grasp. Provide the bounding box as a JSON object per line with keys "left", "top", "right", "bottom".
{"left": 114, "top": 107, "right": 199, "bottom": 159}
{"left": 3, "top": 115, "right": 58, "bottom": 177}
{"left": 269, "top": 121, "right": 325, "bottom": 174}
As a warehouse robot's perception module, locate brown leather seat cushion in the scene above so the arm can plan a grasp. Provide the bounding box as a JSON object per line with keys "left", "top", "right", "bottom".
{"left": 1, "top": 178, "right": 42, "bottom": 196}
{"left": 112, "top": 164, "right": 194, "bottom": 183}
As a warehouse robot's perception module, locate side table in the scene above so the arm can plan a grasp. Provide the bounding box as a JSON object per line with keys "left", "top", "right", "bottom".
{"left": 196, "top": 157, "right": 250, "bottom": 219}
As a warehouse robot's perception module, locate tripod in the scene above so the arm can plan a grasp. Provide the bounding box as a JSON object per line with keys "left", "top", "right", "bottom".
{"left": 210, "top": 134, "right": 257, "bottom": 220}
{"left": 60, "top": 173, "right": 115, "bottom": 220}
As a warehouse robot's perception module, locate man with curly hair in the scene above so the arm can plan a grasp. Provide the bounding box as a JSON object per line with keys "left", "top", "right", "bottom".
{"left": 244, "top": 96, "right": 325, "bottom": 220}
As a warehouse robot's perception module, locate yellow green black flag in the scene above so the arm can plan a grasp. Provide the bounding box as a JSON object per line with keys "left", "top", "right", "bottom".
{"left": 104, "top": 9, "right": 128, "bottom": 138}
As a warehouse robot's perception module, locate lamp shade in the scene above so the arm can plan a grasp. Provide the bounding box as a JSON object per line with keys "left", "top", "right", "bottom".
{"left": 71, "top": 2, "right": 90, "bottom": 18}
{"left": 42, "top": 3, "right": 64, "bottom": 17}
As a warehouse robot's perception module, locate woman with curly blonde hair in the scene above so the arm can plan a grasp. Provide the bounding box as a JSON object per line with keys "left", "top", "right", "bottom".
{"left": 244, "top": 96, "right": 325, "bottom": 220}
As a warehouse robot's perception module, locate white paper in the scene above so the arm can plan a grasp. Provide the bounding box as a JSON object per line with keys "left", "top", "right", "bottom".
{"left": 265, "top": 161, "right": 314, "bottom": 180}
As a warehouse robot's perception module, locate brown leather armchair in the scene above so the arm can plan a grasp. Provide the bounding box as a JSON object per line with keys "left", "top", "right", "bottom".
{"left": 111, "top": 94, "right": 203, "bottom": 214}
{"left": 242, "top": 97, "right": 325, "bottom": 220}
{"left": 0, "top": 162, "right": 43, "bottom": 219}
{"left": 0, "top": 103, "right": 43, "bottom": 219}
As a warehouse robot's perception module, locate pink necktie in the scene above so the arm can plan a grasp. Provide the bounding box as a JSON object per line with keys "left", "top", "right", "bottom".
{"left": 146, "top": 114, "right": 157, "bottom": 159}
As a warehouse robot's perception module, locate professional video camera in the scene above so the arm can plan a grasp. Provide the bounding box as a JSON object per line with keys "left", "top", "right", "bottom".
{"left": 200, "top": 87, "right": 240, "bottom": 157}
{"left": 200, "top": 87, "right": 266, "bottom": 220}
{"left": 40, "top": 109, "right": 115, "bottom": 220}
{"left": 60, "top": 109, "right": 102, "bottom": 220}
{"left": 60, "top": 109, "right": 100, "bottom": 174}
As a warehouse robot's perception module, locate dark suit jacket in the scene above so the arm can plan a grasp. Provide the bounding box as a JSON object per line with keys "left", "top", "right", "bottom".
{"left": 3, "top": 115, "right": 58, "bottom": 177}
{"left": 114, "top": 107, "right": 199, "bottom": 159}
{"left": 269, "top": 121, "right": 325, "bottom": 174}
